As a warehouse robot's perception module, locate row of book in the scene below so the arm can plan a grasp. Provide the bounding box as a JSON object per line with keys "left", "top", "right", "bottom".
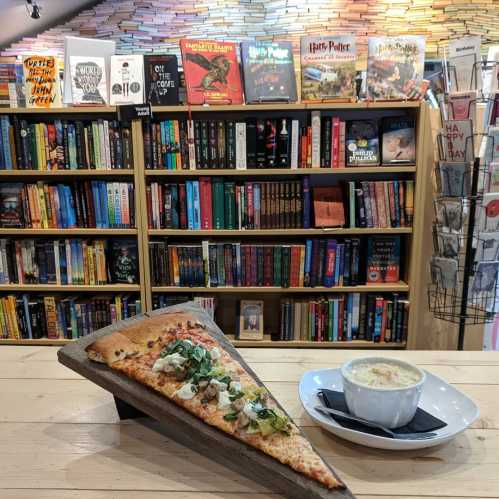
{"left": 0, "top": 116, "right": 132, "bottom": 170}
{"left": 147, "top": 179, "right": 305, "bottom": 230}
{"left": 0, "top": 238, "right": 138, "bottom": 285}
{"left": 149, "top": 236, "right": 401, "bottom": 288}
{"left": 143, "top": 115, "right": 416, "bottom": 170}
{"left": 0, "top": 181, "right": 135, "bottom": 229}
{"left": 350, "top": 180, "right": 414, "bottom": 229}
{"left": 279, "top": 294, "right": 408, "bottom": 342}
{"left": 0, "top": 294, "right": 141, "bottom": 340}
{"left": 147, "top": 178, "right": 414, "bottom": 231}
{"left": 3, "top": 36, "right": 427, "bottom": 108}
{"left": 151, "top": 295, "right": 216, "bottom": 320}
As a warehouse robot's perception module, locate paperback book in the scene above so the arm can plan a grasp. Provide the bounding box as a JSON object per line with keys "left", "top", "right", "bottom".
{"left": 110, "top": 239, "right": 138, "bottom": 284}
{"left": 241, "top": 41, "right": 297, "bottom": 103}
{"left": 69, "top": 56, "right": 107, "bottom": 105}
{"left": 300, "top": 35, "right": 356, "bottom": 101}
{"left": 0, "top": 183, "right": 23, "bottom": 227}
{"left": 22, "top": 55, "right": 61, "bottom": 108}
{"left": 144, "top": 54, "right": 179, "bottom": 105}
{"left": 381, "top": 117, "right": 416, "bottom": 164}
{"left": 366, "top": 36, "right": 426, "bottom": 101}
{"left": 109, "top": 55, "right": 144, "bottom": 105}
{"left": 180, "top": 39, "right": 243, "bottom": 105}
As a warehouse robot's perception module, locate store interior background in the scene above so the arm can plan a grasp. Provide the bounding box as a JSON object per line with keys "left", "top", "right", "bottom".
{"left": 1, "top": 0, "right": 498, "bottom": 351}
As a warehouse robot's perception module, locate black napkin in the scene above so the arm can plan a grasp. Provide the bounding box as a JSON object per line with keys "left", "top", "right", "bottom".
{"left": 318, "top": 389, "right": 447, "bottom": 438}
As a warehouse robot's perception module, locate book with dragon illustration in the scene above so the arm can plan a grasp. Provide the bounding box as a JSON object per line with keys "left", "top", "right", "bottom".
{"left": 180, "top": 39, "right": 243, "bottom": 105}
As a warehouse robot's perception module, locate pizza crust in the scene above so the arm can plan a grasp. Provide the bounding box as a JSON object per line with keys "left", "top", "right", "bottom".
{"left": 86, "top": 311, "right": 343, "bottom": 490}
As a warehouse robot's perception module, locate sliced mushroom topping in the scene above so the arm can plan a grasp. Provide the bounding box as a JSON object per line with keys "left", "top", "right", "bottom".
{"left": 231, "top": 398, "right": 245, "bottom": 412}
{"left": 236, "top": 411, "right": 250, "bottom": 429}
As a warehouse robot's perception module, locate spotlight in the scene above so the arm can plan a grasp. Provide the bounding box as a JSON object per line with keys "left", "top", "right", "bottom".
{"left": 26, "top": 0, "right": 41, "bottom": 20}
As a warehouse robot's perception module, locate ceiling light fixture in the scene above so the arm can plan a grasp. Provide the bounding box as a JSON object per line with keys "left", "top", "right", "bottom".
{"left": 26, "top": 0, "right": 41, "bottom": 19}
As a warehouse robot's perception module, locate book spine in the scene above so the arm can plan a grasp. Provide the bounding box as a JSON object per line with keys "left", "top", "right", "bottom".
{"left": 311, "top": 111, "right": 321, "bottom": 168}
{"left": 235, "top": 122, "right": 246, "bottom": 170}
{"left": 290, "top": 119, "right": 299, "bottom": 169}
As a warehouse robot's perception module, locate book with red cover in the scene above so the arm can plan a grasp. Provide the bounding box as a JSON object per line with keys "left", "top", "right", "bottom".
{"left": 180, "top": 39, "right": 243, "bottom": 105}
{"left": 263, "top": 246, "right": 273, "bottom": 286}
{"left": 178, "top": 184, "right": 187, "bottom": 229}
{"left": 290, "top": 245, "right": 301, "bottom": 288}
{"left": 313, "top": 186, "right": 345, "bottom": 227}
{"left": 199, "top": 177, "right": 213, "bottom": 229}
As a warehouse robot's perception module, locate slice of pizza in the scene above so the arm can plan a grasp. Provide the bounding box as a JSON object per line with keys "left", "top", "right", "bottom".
{"left": 86, "top": 311, "right": 343, "bottom": 490}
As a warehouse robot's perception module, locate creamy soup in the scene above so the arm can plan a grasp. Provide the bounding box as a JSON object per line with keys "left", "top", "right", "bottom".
{"left": 347, "top": 361, "right": 422, "bottom": 388}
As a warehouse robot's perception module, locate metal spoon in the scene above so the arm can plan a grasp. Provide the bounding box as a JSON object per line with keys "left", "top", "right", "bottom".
{"left": 314, "top": 406, "right": 437, "bottom": 440}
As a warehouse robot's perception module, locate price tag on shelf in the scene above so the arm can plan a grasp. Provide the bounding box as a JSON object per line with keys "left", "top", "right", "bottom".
{"left": 118, "top": 103, "right": 153, "bottom": 122}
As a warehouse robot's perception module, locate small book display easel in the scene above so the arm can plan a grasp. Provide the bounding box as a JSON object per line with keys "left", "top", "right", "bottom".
{"left": 428, "top": 48, "right": 499, "bottom": 350}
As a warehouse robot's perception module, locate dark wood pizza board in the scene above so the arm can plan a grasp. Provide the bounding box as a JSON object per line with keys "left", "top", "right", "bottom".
{"left": 58, "top": 302, "right": 355, "bottom": 499}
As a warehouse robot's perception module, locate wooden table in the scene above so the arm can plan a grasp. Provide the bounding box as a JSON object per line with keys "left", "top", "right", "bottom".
{"left": 1, "top": 347, "right": 498, "bottom": 499}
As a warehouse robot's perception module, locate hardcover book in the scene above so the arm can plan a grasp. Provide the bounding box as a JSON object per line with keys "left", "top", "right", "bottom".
{"left": 346, "top": 120, "right": 379, "bottom": 166}
{"left": 63, "top": 36, "right": 115, "bottom": 104}
{"left": 22, "top": 55, "right": 62, "bottom": 108}
{"left": 367, "top": 236, "right": 401, "bottom": 283}
{"left": 241, "top": 41, "right": 297, "bottom": 103}
{"left": 110, "top": 239, "right": 138, "bottom": 284}
{"left": 144, "top": 54, "right": 179, "bottom": 105}
{"left": 0, "top": 183, "right": 23, "bottom": 227}
{"left": 180, "top": 39, "right": 243, "bottom": 105}
{"left": 300, "top": 35, "right": 356, "bottom": 101}
{"left": 69, "top": 56, "right": 107, "bottom": 105}
{"left": 109, "top": 55, "right": 144, "bottom": 105}
{"left": 381, "top": 117, "right": 416, "bottom": 164}
{"left": 448, "top": 36, "right": 482, "bottom": 92}
{"left": 366, "top": 36, "right": 426, "bottom": 101}
{"left": 312, "top": 186, "right": 345, "bottom": 227}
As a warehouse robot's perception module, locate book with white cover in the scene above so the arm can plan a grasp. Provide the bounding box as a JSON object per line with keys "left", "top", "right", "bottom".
{"left": 109, "top": 55, "right": 144, "bottom": 105}
{"left": 69, "top": 56, "right": 107, "bottom": 105}
{"left": 63, "top": 36, "right": 115, "bottom": 104}
{"left": 448, "top": 36, "right": 482, "bottom": 92}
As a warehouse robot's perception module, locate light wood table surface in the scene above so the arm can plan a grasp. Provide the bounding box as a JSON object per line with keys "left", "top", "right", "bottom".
{"left": 1, "top": 346, "right": 498, "bottom": 499}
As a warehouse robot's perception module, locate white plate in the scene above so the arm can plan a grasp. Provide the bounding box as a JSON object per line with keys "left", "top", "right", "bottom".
{"left": 299, "top": 368, "right": 479, "bottom": 450}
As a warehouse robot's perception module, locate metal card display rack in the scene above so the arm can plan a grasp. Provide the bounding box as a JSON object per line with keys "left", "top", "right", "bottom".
{"left": 428, "top": 58, "right": 499, "bottom": 349}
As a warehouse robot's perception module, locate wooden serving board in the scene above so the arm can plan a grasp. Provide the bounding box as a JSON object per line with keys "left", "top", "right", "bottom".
{"left": 58, "top": 302, "right": 355, "bottom": 499}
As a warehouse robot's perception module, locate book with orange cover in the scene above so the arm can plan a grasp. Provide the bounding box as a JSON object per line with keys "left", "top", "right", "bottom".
{"left": 313, "top": 186, "right": 345, "bottom": 227}
{"left": 180, "top": 39, "right": 243, "bottom": 105}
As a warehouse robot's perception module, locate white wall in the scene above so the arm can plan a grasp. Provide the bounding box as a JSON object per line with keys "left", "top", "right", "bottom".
{"left": 0, "top": 0, "right": 99, "bottom": 48}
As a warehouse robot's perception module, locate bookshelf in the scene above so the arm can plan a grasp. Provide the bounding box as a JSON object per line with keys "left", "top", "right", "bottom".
{"left": 0, "top": 102, "right": 432, "bottom": 348}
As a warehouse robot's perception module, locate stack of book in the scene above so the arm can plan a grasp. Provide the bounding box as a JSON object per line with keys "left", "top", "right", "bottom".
{"left": 149, "top": 238, "right": 365, "bottom": 288}
{"left": 279, "top": 293, "right": 408, "bottom": 342}
{"left": 0, "top": 116, "right": 132, "bottom": 170}
{"left": 147, "top": 178, "right": 306, "bottom": 230}
{"left": 152, "top": 294, "right": 216, "bottom": 320}
{"left": 0, "top": 294, "right": 141, "bottom": 339}
{"left": 0, "top": 181, "right": 135, "bottom": 229}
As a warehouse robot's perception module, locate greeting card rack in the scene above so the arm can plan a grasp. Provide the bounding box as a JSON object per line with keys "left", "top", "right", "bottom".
{"left": 428, "top": 73, "right": 499, "bottom": 349}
